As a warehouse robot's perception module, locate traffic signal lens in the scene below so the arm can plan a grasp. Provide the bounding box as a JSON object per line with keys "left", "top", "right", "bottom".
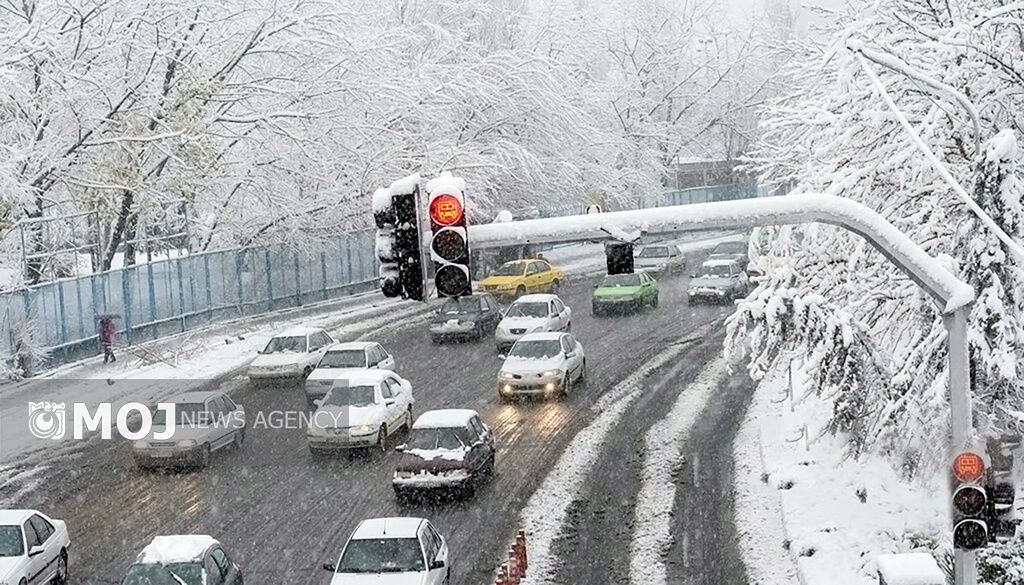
{"left": 953, "top": 452, "right": 986, "bottom": 483}
{"left": 430, "top": 194, "right": 463, "bottom": 226}
{"left": 432, "top": 230, "right": 467, "bottom": 261}
{"left": 435, "top": 264, "right": 470, "bottom": 297}
{"left": 953, "top": 519, "right": 988, "bottom": 550}
{"left": 953, "top": 485, "right": 987, "bottom": 516}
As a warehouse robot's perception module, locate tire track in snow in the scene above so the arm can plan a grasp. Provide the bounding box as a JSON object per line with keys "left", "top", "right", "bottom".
{"left": 629, "top": 356, "right": 726, "bottom": 585}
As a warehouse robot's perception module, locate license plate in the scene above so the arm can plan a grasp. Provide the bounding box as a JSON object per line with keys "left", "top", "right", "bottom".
{"left": 150, "top": 451, "right": 174, "bottom": 458}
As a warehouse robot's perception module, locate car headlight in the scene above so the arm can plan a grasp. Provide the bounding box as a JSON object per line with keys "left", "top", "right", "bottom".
{"left": 500, "top": 371, "right": 515, "bottom": 380}
{"left": 461, "top": 320, "right": 476, "bottom": 327}
{"left": 542, "top": 369, "right": 564, "bottom": 378}
{"left": 177, "top": 439, "right": 197, "bottom": 448}
{"left": 133, "top": 440, "right": 148, "bottom": 449}
{"left": 353, "top": 424, "right": 373, "bottom": 434}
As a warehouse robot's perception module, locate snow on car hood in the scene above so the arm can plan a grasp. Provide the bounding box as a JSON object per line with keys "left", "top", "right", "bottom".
{"left": 501, "top": 355, "right": 566, "bottom": 374}
{"left": 251, "top": 352, "right": 306, "bottom": 367}
{"left": 499, "top": 316, "right": 548, "bottom": 330}
{"left": 312, "top": 404, "right": 383, "bottom": 429}
{"left": 330, "top": 571, "right": 426, "bottom": 585}
{"left": 0, "top": 557, "right": 21, "bottom": 580}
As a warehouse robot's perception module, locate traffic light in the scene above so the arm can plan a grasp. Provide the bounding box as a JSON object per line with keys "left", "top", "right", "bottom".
{"left": 426, "top": 172, "right": 472, "bottom": 298}
{"left": 951, "top": 451, "right": 989, "bottom": 550}
{"left": 605, "top": 241, "right": 634, "bottom": 275}
{"left": 985, "top": 436, "right": 1020, "bottom": 542}
{"left": 373, "top": 179, "right": 425, "bottom": 301}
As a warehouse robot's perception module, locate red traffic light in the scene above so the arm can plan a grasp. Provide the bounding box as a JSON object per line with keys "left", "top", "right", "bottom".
{"left": 430, "top": 194, "right": 463, "bottom": 226}
{"left": 953, "top": 452, "right": 986, "bottom": 483}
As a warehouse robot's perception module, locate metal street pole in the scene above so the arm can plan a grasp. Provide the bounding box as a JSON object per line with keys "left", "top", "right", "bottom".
{"left": 946, "top": 308, "right": 977, "bottom": 585}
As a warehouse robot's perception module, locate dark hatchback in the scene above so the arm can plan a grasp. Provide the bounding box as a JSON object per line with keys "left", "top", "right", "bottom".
{"left": 392, "top": 409, "right": 495, "bottom": 500}
{"left": 428, "top": 293, "right": 503, "bottom": 342}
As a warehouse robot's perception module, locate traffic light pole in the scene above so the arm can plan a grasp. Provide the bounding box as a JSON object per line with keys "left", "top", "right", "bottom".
{"left": 947, "top": 308, "right": 977, "bottom": 585}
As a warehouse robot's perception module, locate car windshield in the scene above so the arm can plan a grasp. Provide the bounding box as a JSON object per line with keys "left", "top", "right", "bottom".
{"left": 262, "top": 335, "right": 307, "bottom": 354}
{"left": 0, "top": 525, "right": 23, "bottom": 557}
{"left": 601, "top": 274, "right": 641, "bottom": 287}
{"left": 323, "top": 385, "right": 377, "bottom": 408}
{"left": 699, "top": 264, "right": 733, "bottom": 277}
{"left": 152, "top": 403, "right": 206, "bottom": 427}
{"left": 406, "top": 426, "right": 472, "bottom": 451}
{"left": 506, "top": 302, "right": 548, "bottom": 318}
{"left": 338, "top": 538, "right": 425, "bottom": 573}
{"left": 318, "top": 350, "right": 366, "bottom": 368}
{"left": 440, "top": 297, "right": 482, "bottom": 314}
{"left": 121, "top": 563, "right": 200, "bottom": 585}
{"left": 638, "top": 246, "right": 669, "bottom": 258}
{"left": 493, "top": 262, "right": 526, "bottom": 276}
{"left": 712, "top": 242, "right": 746, "bottom": 255}
{"left": 509, "top": 339, "right": 562, "bottom": 359}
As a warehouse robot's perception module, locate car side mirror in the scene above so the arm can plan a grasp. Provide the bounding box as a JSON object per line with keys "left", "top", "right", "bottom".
{"left": 565, "top": 351, "right": 576, "bottom": 359}
{"left": 592, "top": 283, "right": 599, "bottom": 288}
{"left": 322, "top": 562, "right": 337, "bottom": 572}
{"left": 28, "top": 545, "right": 45, "bottom": 557}
{"left": 396, "top": 443, "right": 406, "bottom": 452}
{"left": 690, "top": 273, "right": 697, "bottom": 278}
{"left": 498, "top": 354, "right": 506, "bottom": 360}
{"left": 313, "top": 398, "right": 323, "bottom": 408}
{"left": 430, "top": 559, "right": 446, "bottom": 570}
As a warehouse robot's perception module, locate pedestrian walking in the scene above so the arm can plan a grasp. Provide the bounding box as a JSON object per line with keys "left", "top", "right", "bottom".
{"left": 99, "top": 317, "right": 117, "bottom": 363}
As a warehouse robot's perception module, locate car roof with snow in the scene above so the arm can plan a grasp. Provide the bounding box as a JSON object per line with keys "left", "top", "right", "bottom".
{"left": 273, "top": 326, "right": 324, "bottom": 337}
{"left": 165, "top": 390, "right": 224, "bottom": 405}
{"left": 325, "top": 341, "right": 375, "bottom": 351}
{"left": 0, "top": 509, "right": 38, "bottom": 525}
{"left": 326, "top": 369, "right": 395, "bottom": 385}
{"left": 350, "top": 517, "right": 425, "bottom": 540}
{"left": 516, "top": 332, "right": 565, "bottom": 342}
{"left": 513, "top": 293, "right": 559, "bottom": 303}
{"left": 137, "top": 535, "right": 219, "bottom": 564}
{"left": 413, "top": 409, "right": 478, "bottom": 429}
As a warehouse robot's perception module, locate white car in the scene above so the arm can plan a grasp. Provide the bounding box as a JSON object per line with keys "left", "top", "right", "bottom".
{"left": 494, "top": 293, "right": 571, "bottom": 353}
{"left": 307, "top": 370, "right": 415, "bottom": 455}
{"left": 635, "top": 244, "right": 685, "bottom": 275}
{"left": 0, "top": 509, "right": 70, "bottom": 585}
{"left": 305, "top": 342, "right": 396, "bottom": 408}
{"left": 247, "top": 327, "right": 335, "bottom": 381}
{"left": 323, "top": 517, "right": 449, "bottom": 585}
{"left": 132, "top": 391, "right": 246, "bottom": 470}
{"left": 498, "top": 332, "right": 585, "bottom": 400}
{"left": 121, "top": 535, "right": 244, "bottom": 585}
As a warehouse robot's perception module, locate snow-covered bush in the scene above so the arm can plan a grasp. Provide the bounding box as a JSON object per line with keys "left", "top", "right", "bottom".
{"left": 978, "top": 536, "right": 1024, "bottom": 585}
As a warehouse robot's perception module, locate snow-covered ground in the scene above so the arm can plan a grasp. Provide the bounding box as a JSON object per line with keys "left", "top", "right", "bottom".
{"left": 734, "top": 360, "right": 949, "bottom": 585}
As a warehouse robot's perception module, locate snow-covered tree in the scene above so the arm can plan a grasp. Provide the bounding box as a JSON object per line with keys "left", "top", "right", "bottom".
{"left": 727, "top": 0, "right": 1024, "bottom": 474}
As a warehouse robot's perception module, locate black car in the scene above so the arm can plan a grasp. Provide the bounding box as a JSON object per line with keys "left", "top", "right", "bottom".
{"left": 428, "top": 293, "right": 503, "bottom": 343}
{"left": 392, "top": 409, "right": 496, "bottom": 500}
{"left": 121, "top": 535, "right": 244, "bottom": 585}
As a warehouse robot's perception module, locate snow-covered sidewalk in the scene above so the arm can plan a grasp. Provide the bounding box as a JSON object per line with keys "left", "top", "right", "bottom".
{"left": 734, "top": 360, "right": 948, "bottom": 585}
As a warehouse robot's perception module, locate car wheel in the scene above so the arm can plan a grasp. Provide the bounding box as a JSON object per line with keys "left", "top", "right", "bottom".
{"left": 579, "top": 360, "right": 587, "bottom": 385}
{"left": 55, "top": 549, "right": 68, "bottom": 585}
{"left": 404, "top": 408, "right": 414, "bottom": 431}
{"left": 233, "top": 428, "right": 245, "bottom": 449}
{"left": 302, "top": 365, "right": 313, "bottom": 378}
{"left": 560, "top": 374, "right": 572, "bottom": 398}
{"left": 377, "top": 425, "right": 388, "bottom": 452}
{"left": 474, "top": 323, "right": 484, "bottom": 340}
{"left": 484, "top": 452, "right": 496, "bottom": 477}
{"left": 550, "top": 280, "right": 560, "bottom": 294}
{"left": 652, "top": 293, "right": 659, "bottom": 308}
{"left": 515, "top": 286, "right": 526, "bottom": 299}
{"left": 430, "top": 335, "right": 441, "bottom": 345}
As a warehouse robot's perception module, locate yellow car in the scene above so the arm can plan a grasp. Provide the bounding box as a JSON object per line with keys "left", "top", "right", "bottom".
{"left": 480, "top": 259, "right": 564, "bottom": 299}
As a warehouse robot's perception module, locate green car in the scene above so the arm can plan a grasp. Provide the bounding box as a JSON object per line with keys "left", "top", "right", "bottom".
{"left": 592, "top": 272, "right": 659, "bottom": 316}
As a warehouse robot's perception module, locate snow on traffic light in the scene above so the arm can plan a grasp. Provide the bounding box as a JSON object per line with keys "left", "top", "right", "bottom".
{"left": 373, "top": 175, "right": 425, "bottom": 301}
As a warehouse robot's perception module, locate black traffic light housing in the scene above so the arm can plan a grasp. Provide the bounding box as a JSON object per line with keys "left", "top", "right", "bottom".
{"left": 373, "top": 180, "right": 425, "bottom": 301}
{"left": 605, "top": 241, "right": 634, "bottom": 275}
{"left": 426, "top": 172, "right": 472, "bottom": 298}
{"left": 951, "top": 451, "right": 989, "bottom": 550}
{"left": 985, "top": 436, "right": 1020, "bottom": 542}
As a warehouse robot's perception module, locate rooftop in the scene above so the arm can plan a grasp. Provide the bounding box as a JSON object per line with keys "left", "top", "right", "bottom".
{"left": 351, "top": 517, "right": 424, "bottom": 540}
{"left": 137, "top": 535, "right": 218, "bottom": 564}
{"left": 413, "top": 409, "right": 478, "bottom": 429}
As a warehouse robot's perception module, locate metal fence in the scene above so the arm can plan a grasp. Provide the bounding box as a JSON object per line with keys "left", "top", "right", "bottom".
{"left": 2, "top": 229, "right": 377, "bottom": 369}
{"left": 4, "top": 181, "right": 761, "bottom": 373}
